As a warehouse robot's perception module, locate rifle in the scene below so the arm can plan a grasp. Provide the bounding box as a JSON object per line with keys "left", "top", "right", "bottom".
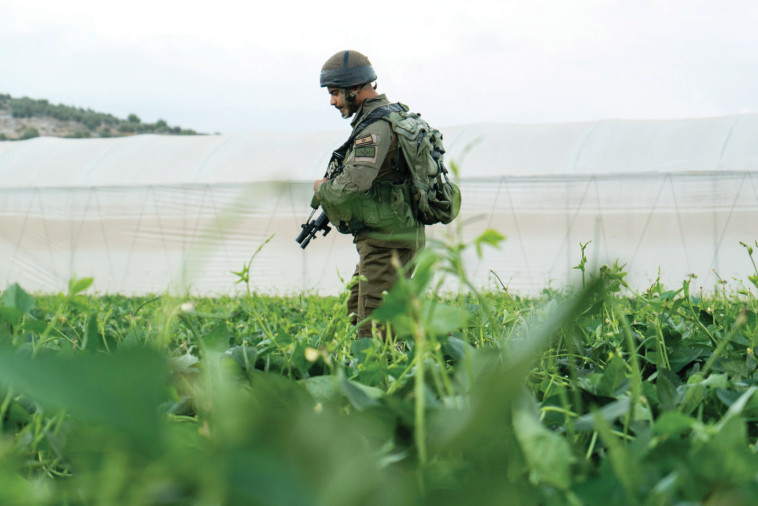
{"left": 296, "top": 126, "right": 355, "bottom": 249}
{"left": 295, "top": 197, "right": 331, "bottom": 249}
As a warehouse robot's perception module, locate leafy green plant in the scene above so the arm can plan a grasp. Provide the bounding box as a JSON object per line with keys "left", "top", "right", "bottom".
{"left": 0, "top": 234, "right": 757, "bottom": 504}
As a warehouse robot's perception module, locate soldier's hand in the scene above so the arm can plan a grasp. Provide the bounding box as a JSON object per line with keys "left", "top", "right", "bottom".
{"left": 313, "top": 178, "right": 327, "bottom": 193}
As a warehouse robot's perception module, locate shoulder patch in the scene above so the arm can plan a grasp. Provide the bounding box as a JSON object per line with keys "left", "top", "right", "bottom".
{"left": 354, "top": 146, "right": 377, "bottom": 163}
{"left": 354, "top": 134, "right": 377, "bottom": 146}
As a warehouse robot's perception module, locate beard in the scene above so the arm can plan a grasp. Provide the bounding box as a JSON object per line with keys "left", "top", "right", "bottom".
{"left": 338, "top": 105, "right": 354, "bottom": 118}
{"left": 336, "top": 88, "right": 357, "bottom": 118}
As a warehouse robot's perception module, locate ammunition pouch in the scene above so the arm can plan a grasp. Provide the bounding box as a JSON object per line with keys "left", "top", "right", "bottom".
{"left": 319, "top": 199, "right": 355, "bottom": 235}
{"left": 321, "top": 179, "right": 418, "bottom": 235}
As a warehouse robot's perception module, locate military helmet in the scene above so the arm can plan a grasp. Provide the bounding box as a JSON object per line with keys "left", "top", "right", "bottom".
{"left": 320, "top": 50, "right": 377, "bottom": 88}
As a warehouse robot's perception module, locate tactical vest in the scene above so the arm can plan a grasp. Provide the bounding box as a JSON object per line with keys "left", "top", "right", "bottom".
{"left": 321, "top": 103, "right": 419, "bottom": 235}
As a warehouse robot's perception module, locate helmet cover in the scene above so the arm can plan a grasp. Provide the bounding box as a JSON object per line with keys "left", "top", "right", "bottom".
{"left": 320, "top": 50, "right": 377, "bottom": 88}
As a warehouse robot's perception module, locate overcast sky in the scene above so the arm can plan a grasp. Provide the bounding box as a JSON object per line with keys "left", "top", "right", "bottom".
{"left": 2, "top": 0, "right": 757, "bottom": 134}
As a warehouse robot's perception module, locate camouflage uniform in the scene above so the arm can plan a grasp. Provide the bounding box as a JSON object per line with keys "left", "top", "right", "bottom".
{"left": 318, "top": 94, "right": 425, "bottom": 338}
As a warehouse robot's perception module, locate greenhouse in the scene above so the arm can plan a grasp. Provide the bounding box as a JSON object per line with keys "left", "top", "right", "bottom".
{"left": 1, "top": 113, "right": 757, "bottom": 295}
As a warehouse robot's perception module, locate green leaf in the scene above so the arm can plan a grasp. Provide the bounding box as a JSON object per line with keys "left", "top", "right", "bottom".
{"left": 0, "top": 347, "right": 168, "bottom": 450}
{"left": 654, "top": 411, "right": 696, "bottom": 436}
{"left": 8, "top": 400, "right": 32, "bottom": 424}
{"left": 171, "top": 353, "right": 199, "bottom": 374}
{"left": 0, "top": 307, "right": 24, "bottom": 326}
{"left": 0, "top": 283, "right": 35, "bottom": 323}
{"left": 716, "top": 386, "right": 758, "bottom": 430}
{"left": 423, "top": 301, "right": 466, "bottom": 337}
{"left": 370, "top": 289, "right": 413, "bottom": 336}
{"left": 224, "top": 346, "right": 257, "bottom": 372}
{"left": 474, "top": 229, "right": 505, "bottom": 258}
{"left": 598, "top": 355, "right": 628, "bottom": 397}
{"left": 656, "top": 370, "right": 679, "bottom": 411}
{"left": 82, "top": 312, "right": 104, "bottom": 352}
{"left": 407, "top": 248, "right": 438, "bottom": 293}
{"left": 512, "top": 392, "right": 572, "bottom": 489}
{"left": 698, "top": 373, "right": 729, "bottom": 389}
{"left": 351, "top": 337, "right": 375, "bottom": 364}
{"left": 300, "top": 375, "right": 339, "bottom": 403}
{"left": 273, "top": 331, "right": 294, "bottom": 347}
{"left": 68, "top": 276, "right": 94, "bottom": 296}
{"left": 669, "top": 344, "right": 704, "bottom": 372}
{"left": 67, "top": 294, "right": 91, "bottom": 311}
{"left": 690, "top": 415, "right": 758, "bottom": 486}
{"left": 21, "top": 318, "right": 48, "bottom": 334}
{"left": 232, "top": 264, "right": 249, "bottom": 284}
{"left": 356, "top": 360, "right": 387, "bottom": 387}
{"left": 338, "top": 370, "right": 382, "bottom": 411}
{"left": 444, "top": 335, "right": 473, "bottom": 362}
{"left": 203, "top": 322, "right": 230, "bottom": 351}
{"left": 574, "top": 398, "right": 631, "bottom": 431}
{"left": 592, "top": 408, "right": 640, "bottom": 500}
{"left": 290, "top": 341, "right": 310, "bottom": 376}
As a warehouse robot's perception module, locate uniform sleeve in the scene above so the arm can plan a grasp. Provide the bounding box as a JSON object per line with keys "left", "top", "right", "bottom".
{"left": 318, "top": 120, "right": 393, "bottom": 206}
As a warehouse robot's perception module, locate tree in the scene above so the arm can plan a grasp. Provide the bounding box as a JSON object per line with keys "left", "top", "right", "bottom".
{"left": 12, "top": 103, "right": 32, "bottom": 118}
{"left": 83, "top": 116, "right": 101, "bottom": 131}
{"left": 127, "top": 113, "right": 141, "bottom": 124}
{"left": 20, "top": 127, "right": 40, "bottom": 140}
{"left": 69, "top": 129, "right": 91, "bottom": 138}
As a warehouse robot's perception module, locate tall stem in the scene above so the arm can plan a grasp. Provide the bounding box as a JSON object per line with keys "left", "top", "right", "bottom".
{"left": 411, "top": 296, "right": 427, "bottom": 493}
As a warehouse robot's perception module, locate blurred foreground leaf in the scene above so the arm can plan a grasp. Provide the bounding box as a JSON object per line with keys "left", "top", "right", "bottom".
{"left": 0, "top": 283, "right": 35, "bottom": 325}
{"left": 0, "top": 346, "right": 168, "bottom": 450}
{"left": 512, "top": 392, "right": 572, "bottom": 489}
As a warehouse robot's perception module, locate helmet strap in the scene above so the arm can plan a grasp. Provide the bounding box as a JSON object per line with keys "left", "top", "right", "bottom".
{"left": 338, "top": 89, "right": 353, "bottom": 118}
{"left": 340, "top": 85, "right": 363, "bottom": 119}
{"left": 339, "top": 83, "right": 375, "bottom": 118}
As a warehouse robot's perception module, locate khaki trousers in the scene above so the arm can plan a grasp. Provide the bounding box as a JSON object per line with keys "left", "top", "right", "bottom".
{"left": 347, "top": 236, "right": 418, "bottom": 339}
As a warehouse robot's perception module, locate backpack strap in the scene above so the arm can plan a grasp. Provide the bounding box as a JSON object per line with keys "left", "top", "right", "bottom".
{"left": 329, "top": 103, "right": 406, "bottom": 167}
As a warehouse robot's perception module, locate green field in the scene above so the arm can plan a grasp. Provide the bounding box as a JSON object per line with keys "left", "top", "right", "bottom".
{"left": 1, "top": 234, "right": 758, "bottom": 505}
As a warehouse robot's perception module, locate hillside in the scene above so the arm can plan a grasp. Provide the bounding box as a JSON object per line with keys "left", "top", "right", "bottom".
{"left": 0, "top": 93, "right": 201, "bottom": 140}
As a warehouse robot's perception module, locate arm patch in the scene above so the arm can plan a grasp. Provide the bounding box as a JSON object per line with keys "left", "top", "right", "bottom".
{"left": 355, "top": 134, "right": 377, "bottom": 146}
{"left": 354, "top": 146, "right": 377, "bottom": 162}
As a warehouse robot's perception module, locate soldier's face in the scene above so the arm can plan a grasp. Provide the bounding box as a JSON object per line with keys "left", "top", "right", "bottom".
{"left": 328, "top": 87, "right": 352, "bottom": 119}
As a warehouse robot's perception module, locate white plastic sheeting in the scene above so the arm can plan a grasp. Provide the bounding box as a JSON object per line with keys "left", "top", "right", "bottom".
{"left": 1, "top": 114, "right": 757, "bottom": 295}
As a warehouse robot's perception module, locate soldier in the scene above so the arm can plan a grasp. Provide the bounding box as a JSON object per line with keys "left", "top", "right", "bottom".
{"left": 313, "top": 50, "right": 424, "bottom": 339}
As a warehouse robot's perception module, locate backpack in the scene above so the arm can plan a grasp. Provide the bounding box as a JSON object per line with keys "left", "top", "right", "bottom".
{"left": 324, "top": 103, "right": 461, "bottom": 229}
{"left": 384, "top": 104, "right": 461, "bottom": 226}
